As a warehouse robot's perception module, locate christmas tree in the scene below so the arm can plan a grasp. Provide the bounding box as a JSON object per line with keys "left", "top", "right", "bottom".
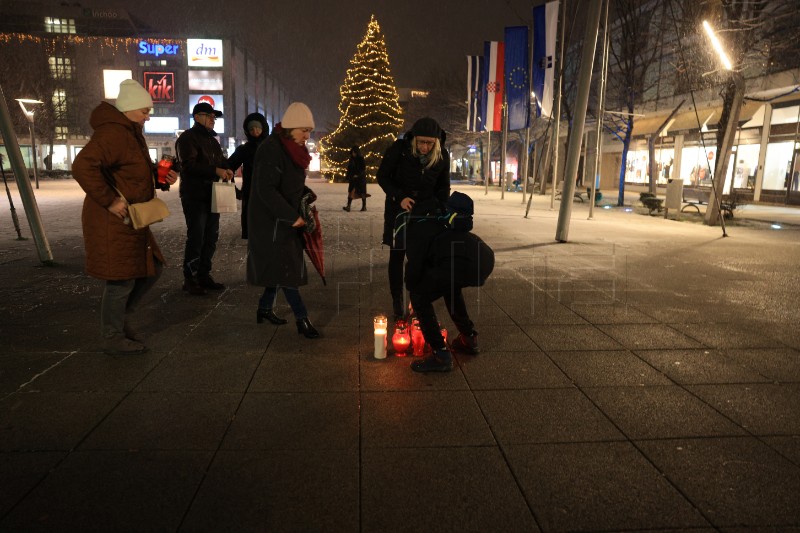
{"left": 320, "top": 15, "right": 404, "bottom": 182}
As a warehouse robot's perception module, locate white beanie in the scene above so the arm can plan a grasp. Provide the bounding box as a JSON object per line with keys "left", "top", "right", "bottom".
{"left": 281, "top": 102, "right": 314, "bottom": 129}
{"left": 114, "top": 79, "right": 153, "bottom": 112}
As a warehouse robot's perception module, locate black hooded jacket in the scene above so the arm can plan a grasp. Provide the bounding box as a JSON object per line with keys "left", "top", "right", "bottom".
{"left": 227, "top": 112, "right": 269, "bottom": 201}
{"left": 376, "top": 130, "right": 450, "bottom": 246}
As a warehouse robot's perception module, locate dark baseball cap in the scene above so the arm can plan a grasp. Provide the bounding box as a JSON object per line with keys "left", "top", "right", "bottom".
{"left": 191, "top": 102, "right": 223, "bottom": 117}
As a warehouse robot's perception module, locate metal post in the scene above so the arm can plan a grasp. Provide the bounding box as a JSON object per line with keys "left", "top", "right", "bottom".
{"left": 500, "top": 94, "right": 508, "bottom": 200}
{"left": 485, "top": 131, "right": 491, "bottom": 195}
{"left": 589, "top": 0, "right": 610, "bottom": 220}
{"left": 555, "top": 0, "right": 603, "bottom": 242}
{"left": 0, "top": 155, "right": 24, "bottom": 239}
{"left": 549, "top": 0, "right": 567, "bottom": 210}
{"left": 705, "top": 73, "right": 744, "bottom": 227}
{"left": 0, "top": 86, "right": 53, "bottom": 263}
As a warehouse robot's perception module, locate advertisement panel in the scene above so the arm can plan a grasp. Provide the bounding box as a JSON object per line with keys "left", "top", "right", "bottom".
{"left": 188, "top": 70, "right": 224, "bottom": 91}
{"left": 188, "top": 94, "right": 224, "bottom": 134}
{"left": 143, "top": 72, "right": 175, "bottom": 103}
{"left": 187, "top": 39, "right": 223, "bottom": 67}
{"left": 103, "top": 70, "right": 132, "bottom": 99}
{"left": 144, "top": 116, "right": 180, "bottom": 134}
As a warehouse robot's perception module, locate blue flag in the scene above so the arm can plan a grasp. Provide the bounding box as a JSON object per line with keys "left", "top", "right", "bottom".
{"left": 467, "top": 55, "right": 483, "bottom": 132}
{"left": 504, "top": 26, "right": 529, "bottom": 131}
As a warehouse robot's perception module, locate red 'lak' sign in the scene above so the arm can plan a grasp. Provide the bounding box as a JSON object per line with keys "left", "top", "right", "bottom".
{"left": 143, "top": 72, "right": 175, "bottom": 103}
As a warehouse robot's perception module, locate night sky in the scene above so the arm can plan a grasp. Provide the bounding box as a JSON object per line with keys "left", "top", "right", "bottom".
{"left": 111, "top": 0, "right": 542, "bottom": 127}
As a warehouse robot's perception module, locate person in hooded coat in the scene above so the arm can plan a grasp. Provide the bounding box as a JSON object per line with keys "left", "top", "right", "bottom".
{"left": 342, "top": 145, "right": 368, "bottom": 212}
{"left": 377, "top": 117, "right": 450, "bottom": 319}
{"left": 227, "top": 112, "right": 269, "bottom": 238}
{"left": 247, "top": 102, "right": 320, "bottom": 339}
{"left": 72, "top": 79, "right": 178, "bottom": 355}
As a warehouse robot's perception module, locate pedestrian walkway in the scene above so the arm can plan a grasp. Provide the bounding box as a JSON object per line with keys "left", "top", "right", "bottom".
{"left": 1, "top": 179, "right": 798, "bottom": 532}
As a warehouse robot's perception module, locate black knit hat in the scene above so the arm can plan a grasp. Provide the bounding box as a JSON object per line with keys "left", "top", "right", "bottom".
{"left": 411, "top": 117, "right": 441, "bottom": 139}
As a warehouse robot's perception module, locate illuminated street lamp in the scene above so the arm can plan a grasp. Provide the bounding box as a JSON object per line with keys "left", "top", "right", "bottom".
{"left": 16, "top": 98, "right": 43, "bottom": 189}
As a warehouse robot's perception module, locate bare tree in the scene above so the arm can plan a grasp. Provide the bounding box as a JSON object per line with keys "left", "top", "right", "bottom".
{"left": 602, "top": 0, "right": 667, "bottom": 206}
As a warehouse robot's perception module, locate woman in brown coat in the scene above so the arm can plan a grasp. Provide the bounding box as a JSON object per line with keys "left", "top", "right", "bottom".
{"left": 73, "top": 80, "right": 177, "bottom": 354}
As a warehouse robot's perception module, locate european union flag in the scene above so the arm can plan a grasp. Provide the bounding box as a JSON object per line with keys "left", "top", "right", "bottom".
{"left": 504, "top": 26, "right": 529, "bottom": 131}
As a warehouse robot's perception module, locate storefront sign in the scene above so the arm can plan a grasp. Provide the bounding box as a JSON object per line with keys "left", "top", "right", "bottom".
{"left": 138, "top": 41, "right": 180, "bottom": 57}
{"left": 143, "top": 72, "right": 175, "bottom": 103}
{"left": 144, "top": 116, "right": 180, "bottom": 134}
{"left": 188, "top": 94, "right": 224, "bottom": 134}
{"left": 103, "top": 69, "right": 132, "bottom": 99}
{"left": 187, "top": 39, "right": 223, "bottom": 67}
{"left": 188, "top": 70, "right": 223, "bottom": 91}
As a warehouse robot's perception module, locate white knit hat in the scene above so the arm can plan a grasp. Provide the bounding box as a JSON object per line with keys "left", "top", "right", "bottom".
{"left": 114, "top": 79, "right": 153, "bottom": 112}
{"left": 281, "top": 102, "right": 314, "bottom": 129}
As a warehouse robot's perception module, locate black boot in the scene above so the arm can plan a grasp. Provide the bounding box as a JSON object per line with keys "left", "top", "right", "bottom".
{"left": 360, "top": 200, "right": 366, "bottom": 211}
{"left": 257, "top": 309, "right": 288, "bottom": 325}
{"left": 342, "top": 201, "right": 351, "bottom": 212}
{"left": 296, "top": 317, "right": 320, "bottom": 338}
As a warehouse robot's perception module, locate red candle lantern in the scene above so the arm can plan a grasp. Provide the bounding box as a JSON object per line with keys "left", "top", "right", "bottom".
{"left": 392, "top": 320, "right": 411, "bottom": 356}
{"left": 411, "top": 319, "right": 425, "bottom": 357}
{"left": 440, "top": 323, "right": 448, "bottom": 344}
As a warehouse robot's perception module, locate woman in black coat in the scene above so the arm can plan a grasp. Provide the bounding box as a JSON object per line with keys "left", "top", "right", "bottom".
{"left": 228, "top": 112, "right": 269, "bottom": 239}
{"left": 247, "top": 102, "right": 319, "bottom": 339}
{"left": 376, "top": 117, "right": 450, "bottom": 319}
{"left": 343, "top": 145, "right": 368, "bottom": 212}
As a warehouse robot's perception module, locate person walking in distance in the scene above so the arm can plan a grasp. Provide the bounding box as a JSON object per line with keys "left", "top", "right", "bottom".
{"left": 176, "top": 102, "right": 233, "bottom": 295}
{"left": 72, "top": 79, "right": 178, "bottom": 355}
{"left": 343, "top": 145, "right": 368, "bottom": 212}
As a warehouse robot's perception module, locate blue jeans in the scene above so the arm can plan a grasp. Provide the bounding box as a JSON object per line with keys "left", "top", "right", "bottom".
{"left": 259, "top": 286, "right": 308, "bottom": 320}
{"left": 181, "top": 197, "right": 220, "bottom": 279}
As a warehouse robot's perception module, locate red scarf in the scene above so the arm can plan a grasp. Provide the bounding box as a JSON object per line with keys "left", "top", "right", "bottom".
{"left": 275, "top": 123, "right": 311, "bottom": 169}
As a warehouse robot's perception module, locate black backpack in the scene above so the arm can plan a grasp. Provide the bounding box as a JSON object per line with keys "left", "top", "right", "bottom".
{"left": 429, "top": 230, "right": 494, "bottom": 288}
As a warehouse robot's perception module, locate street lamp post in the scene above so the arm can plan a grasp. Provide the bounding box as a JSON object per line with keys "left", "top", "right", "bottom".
{"left": 16, "top": 98, "right": 43, "bottom": 189}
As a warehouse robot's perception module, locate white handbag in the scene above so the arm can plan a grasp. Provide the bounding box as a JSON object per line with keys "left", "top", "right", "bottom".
{"left": 211, "top": 181, "right": 238, "bottom": 213}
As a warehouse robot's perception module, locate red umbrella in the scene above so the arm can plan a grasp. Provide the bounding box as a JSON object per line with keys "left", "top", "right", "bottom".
{"left": 301, "top": 196, "right": 326, "bottom": 285}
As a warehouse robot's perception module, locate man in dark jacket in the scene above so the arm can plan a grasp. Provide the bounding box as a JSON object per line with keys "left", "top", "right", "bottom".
{"left": 405, "top": 192, "right": 485, "bottom": 373}
{"left": 176, "top": 102, "right": 233, "bottom": 295}
{"left": 227, "top": 112, "right": 269, "bottom": 239}
{"left": 377, "top": 117, "right": 450, "bottom": 319}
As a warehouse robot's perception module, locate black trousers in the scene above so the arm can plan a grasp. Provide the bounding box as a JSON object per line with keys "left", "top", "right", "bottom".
{"left": 181, "top": 197, "right": 220, "bottom": 280}
{"left": 410, "top": 288, "right": 475, "bottom": 352}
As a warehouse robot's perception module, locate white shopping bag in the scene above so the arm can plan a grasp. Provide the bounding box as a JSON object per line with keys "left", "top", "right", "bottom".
{"left": 211, "top": 181, "right": 238, "bottom": 213}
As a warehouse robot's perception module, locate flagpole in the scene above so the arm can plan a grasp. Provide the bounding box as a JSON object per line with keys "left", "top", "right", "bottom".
{"left": 500, "top": 94, "right": 508, "bottom": 200}
{"left": 588, "top": 0, "right": 610, "bottom": 219}
{"left": 485, "top": 131, "right": 491, "bottom": 195}
{"left": 521, "top": 21, "right": 535, "bottom": 205}
{"left": 549, "top": 0, "right": 566, "bottom": 210}
{"left": 555, "top": 0, "right": 603, "bottom": 242}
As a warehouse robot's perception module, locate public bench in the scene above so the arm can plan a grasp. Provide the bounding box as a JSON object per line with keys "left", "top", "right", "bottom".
{"left": 681, "top": 187, "right": 740, "bottom": 219}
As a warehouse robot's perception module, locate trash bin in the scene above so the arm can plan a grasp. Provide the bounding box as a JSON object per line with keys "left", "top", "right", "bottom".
{"left": 665, "top": 178, "right": 683, "bottom": 216}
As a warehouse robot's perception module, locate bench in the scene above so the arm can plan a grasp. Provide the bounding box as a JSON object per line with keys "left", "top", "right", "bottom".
{"left": 554, "top": 181, "right": 585, "bottom": 203}
{"left": 681, "top": 187, "right": 739, "bottom": 219}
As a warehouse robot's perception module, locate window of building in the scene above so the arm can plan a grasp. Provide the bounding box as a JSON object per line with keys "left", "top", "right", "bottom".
{"left": 48, "top": 57, "right": 74, "bottom": 79}
{"left": 55, "top": 126, "right": 69, "bottom": 139}
{"left": 138, "top": 60, "right": 168, "bottom": 67}
{"left": 44, "top": 17, "right": 76, "bottom": 34}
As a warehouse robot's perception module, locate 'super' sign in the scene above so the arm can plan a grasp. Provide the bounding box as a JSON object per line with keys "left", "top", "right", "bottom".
{"left": 138, "top": 41, "right": 179, "bottom": 57}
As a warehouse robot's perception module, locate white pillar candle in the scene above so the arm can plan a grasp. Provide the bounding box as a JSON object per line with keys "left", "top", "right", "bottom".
{"left": 374, "top": 328, "right": 387, "bottom": 359}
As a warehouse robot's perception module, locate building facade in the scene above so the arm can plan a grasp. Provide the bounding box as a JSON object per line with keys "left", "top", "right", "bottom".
{"left": 0, "top": 2, "right": 288, "bottom": 170}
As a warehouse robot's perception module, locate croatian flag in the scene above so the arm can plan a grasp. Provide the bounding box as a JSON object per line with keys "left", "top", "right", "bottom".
{"left": 533, "top": 1, "right": 559, "bottom": 117}
{"left": 467, "top": 55, "right": 483, "bottom": 132}
{"left": 504, "top": 26, "right": 529, "bottom": 131}
{"left": 481, "top": 40, "right": 504, "bottom": 132}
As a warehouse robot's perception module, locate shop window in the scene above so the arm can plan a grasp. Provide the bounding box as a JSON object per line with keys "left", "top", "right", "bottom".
{"left": 44, "top": 17, "right": 76, "bottom": 34}
{"left": 732, "top": 144, "right": 759, "bottom": 190}
{"left": 763, "top": 141, "right": 793, "bottom": 190}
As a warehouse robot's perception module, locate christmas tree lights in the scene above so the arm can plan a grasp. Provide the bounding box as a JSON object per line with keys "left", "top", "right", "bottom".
{"left": 320, "top": 15, "right": 404, "bottom": 182}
